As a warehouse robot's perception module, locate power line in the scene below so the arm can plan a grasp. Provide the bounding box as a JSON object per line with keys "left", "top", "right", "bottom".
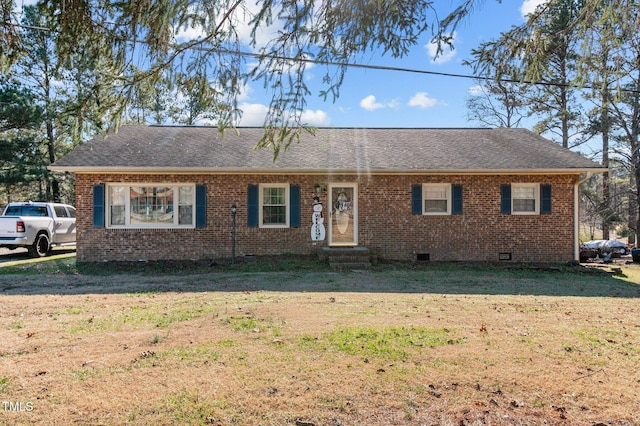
{"left": 213, "top": 46, "right": 632, "bottom": 94}
{"left": 2, "top": 19, "right": 639, "bottom": 94}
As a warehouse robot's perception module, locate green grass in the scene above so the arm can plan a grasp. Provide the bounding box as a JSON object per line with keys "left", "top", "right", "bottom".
{"left": 68, "top": 316, "right": 121, "bottom": 334}
{"left": 72, "top": 369, "right": 99, "bottom": 381}
{"left": 127, "top": 389, "right": 229, "bottom": 424}
{"left": 164, "top": 346, "right": 220, "bottom": 362}
{"left": 123, "top": 305, "right": 215, "bottom": 328}
{"left": 310, "top": 326, "right": 466, "bottom": 361}
{"left": 0, "top": 253, "right": 326, "bottom": 276}
{"left": 68, "top": 302, "right": 217, "bottom": 333}
{"left": 3, "top": 255, "right": 640, "bottom": 299}
{"left": 216, "top": 338, "right": 238, "bottom": 348}
{"left": 0, "top": 377, "right": 10, "bottom": 393}
{"left": 223, "top": 314, "right": 284, "bottom": 338}
{"left": 132, "top": 345, "right": 220, "bottom": 368}
{"left": 574, "top": 327, "right": 639, "bottom": 360}
{"left": 55, "top": 306, "right": 89, "bottom": 315}
{"left": 8, "top": 321, "right": 23, "bottom": 330}
{"left": 224, "top": 315, "right": 259, "bottom": 332}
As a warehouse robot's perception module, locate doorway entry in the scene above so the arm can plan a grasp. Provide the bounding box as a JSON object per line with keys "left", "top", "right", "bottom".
{"left": 328, "top": 183, "right": 358, "bottom": 246}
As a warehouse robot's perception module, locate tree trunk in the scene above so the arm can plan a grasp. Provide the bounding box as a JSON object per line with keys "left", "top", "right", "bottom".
{"left": 602, "top": 133, "right": 610, "bottom": 240}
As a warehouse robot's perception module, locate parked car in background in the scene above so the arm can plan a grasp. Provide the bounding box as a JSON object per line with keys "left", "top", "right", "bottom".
{"left": 0, "top": 202, "right": 76, "bottom": 257}
{"left": 579, "top": 239, "right": 629, "bottom": 263}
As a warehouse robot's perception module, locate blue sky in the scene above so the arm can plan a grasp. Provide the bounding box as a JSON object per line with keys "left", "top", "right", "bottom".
{"left": 14, "top": 0, "right": 545, "bottom": 129}
{"left": 232, "top": 0, "right": 546, "bottom": 128}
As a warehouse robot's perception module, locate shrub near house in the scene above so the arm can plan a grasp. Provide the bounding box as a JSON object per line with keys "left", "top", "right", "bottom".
{"left": 49, "top": 126, "right": 605, "bottom": 263}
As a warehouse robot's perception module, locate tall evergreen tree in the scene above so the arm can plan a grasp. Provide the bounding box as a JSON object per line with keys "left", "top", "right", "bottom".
{"left": 465, "top": 0, "right": 586, "bottom": 148}
{"left": 579, "top": 3, "right": 635, "bottom": 239}
{"left": 0, "top": 79, "right": 45, "bottom": 203}
{"left": 526, "top": 0, "right": 585, "bottom": 149}
{"left": 603, "top": 4, "right": 640, "bottom": 243}
{"left": 14, "top": 4, "right": 109, "bottom": 201}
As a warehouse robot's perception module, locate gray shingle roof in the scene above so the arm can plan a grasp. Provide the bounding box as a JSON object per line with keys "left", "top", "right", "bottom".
{"left": 50, "top": 125, "right": 605, "bottom": 174}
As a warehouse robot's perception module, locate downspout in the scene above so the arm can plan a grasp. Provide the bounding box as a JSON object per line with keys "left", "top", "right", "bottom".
{"left": 575, "top": 172, "right": 592, "bottom": 262}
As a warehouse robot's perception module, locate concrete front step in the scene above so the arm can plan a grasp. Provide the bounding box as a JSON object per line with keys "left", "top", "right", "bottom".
{"left": 317, "top": 247, "right": 375, "bottom": 269}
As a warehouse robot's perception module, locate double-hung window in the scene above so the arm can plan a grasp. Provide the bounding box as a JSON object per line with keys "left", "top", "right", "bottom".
{"left": 512, "top": 183, "right": 539, "bottom": 214}
{"left": 411, "top": 183, "right": 462, "bottom": 215}
{"left": 259, "top": 183, "right": 289, "bottom": 227}
{"left": 423, "top": 183, "right": 451, "bottom": 215}
{"left": 247, "top": 183, "right": 300, "bottom": 228}
{"left": 106, "top": 184, "right": 196, "bottom": 228}
{"left": 501, "top": 183, "right": 552, "bottom": 215}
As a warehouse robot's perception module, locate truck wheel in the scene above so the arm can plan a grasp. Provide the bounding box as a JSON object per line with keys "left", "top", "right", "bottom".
{"left": 29, "top": 233, "right": 50, "bottom": 258}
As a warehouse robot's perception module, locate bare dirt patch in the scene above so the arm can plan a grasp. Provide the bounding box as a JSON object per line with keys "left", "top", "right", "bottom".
{"left": 1, "top": 259, "right": 639, "bottom": 425}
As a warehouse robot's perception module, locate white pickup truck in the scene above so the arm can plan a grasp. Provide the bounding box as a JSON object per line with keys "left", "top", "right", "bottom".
{"left": 0, "top": 202, "right": 76, "bottom": 257}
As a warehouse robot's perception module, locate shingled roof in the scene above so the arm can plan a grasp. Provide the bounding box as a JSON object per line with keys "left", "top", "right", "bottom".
{"left": 50, "top": 125, "right": 605, "bottom": 174}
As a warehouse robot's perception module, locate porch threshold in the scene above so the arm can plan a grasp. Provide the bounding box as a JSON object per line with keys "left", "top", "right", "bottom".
{"left": 317, "top": 246, "right": 376, "bottom": 269}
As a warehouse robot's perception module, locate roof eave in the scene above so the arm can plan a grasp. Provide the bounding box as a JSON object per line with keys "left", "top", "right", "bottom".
{"left": 48, "top": 166, "right": 609, "bottom": 175}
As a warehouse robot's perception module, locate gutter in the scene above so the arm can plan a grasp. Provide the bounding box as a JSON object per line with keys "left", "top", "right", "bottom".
{"left": 574, "top": 172, "right": 593, "bottom": 262}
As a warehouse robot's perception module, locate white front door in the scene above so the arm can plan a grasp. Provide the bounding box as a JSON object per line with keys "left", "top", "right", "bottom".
{"left": 328, "top": 183, "right": 358, "bottom": 246}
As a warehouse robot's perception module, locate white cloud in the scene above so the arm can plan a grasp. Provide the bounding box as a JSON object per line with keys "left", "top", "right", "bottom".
{"left": 235, "top": 2, "right": 281, "bottom": 48}
{"left": 359, "top": 95, "right": 399, "bottom": 111}
{"left": 174, "top": 24, "right": 205, "bottom": 42}
{"left": 238, "top": 103, "right": 269, "bottom": 126}
{"left": 425, "top": 32, "right": 458, "bottom": 64}
{"left": 387, "top": 99, "right": 400, "bottom": 109}
{"left": 360, "top": 95, "right": 384, "bottom": 111}
{"left": 237, "top": 103, "right": 330, "bottom": 127}
{"left": 408, "top": 92, "right": 437, "bottom": 109}
{"left": 467, "top": 85, "right": 484, "bottom": 96}
{"left": 301, "top": 109, "right": 331, "bottom": 126}
{"left": 236, "top": 83, "right": 252, "bottom": 102}
{"left": 520, "top": 0, "right": 549, "bottom": 18}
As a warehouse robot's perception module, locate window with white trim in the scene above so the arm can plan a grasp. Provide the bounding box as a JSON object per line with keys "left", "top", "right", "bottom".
{"left": 512, "top": 183, "right": 539, "bottom": 214}
{"left": 107, "top": 184, "right": 195, "bottom": 228}
{"left": 259, "top": 183, "right": 289, "bottom": 227}
{"left": 422, "top": 183, "right": 451, "bottom": 215}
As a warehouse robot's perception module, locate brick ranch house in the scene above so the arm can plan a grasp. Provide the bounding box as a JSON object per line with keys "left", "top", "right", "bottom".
{"left": 50, "top": 125, "right": 605, "bottom": 263}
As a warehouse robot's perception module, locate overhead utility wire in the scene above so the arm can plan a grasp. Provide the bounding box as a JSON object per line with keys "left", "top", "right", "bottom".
{"left": 213, "top": 46, "right": 633, "bottom": 94}
{"left": 2, "top": 20, "right": 639, "bottom": 94}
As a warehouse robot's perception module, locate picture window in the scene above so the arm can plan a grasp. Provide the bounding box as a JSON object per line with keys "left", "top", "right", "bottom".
{"left": 106, "top": 184, "right": 195, "bottom": 228}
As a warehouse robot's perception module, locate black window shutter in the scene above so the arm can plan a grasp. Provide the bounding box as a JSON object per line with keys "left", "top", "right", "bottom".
{"left": 195, "top": 185, "right": 207, "bottom": 228}
{"left": 290, "top": 184, "right": 301, "bottom": 228}
{"left": 247, "top": 184, "right": 259, "bottom": 227}
{"left": 93, "top": 184, "right": 105, "bottom": 227}
{"left": 411, "top": 184, "right": 422, "bottom": 215}
{"left": 541, "top": 184, "right": 552, "bottom": 214}
{"left": 501, "top": 184, "right": 512, "bottom": 214}
{"left": 452, "top": 184, "right": 463, "bottom": 215}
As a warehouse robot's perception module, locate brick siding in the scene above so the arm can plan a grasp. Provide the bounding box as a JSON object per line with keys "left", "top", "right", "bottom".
{"left": 75, "top": 173, "right": 578, "bottom": 263}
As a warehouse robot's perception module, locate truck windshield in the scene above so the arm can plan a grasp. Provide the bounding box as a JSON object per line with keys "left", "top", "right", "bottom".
{"left": 3, "top": 206, "right": 49, "bottom": 216}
